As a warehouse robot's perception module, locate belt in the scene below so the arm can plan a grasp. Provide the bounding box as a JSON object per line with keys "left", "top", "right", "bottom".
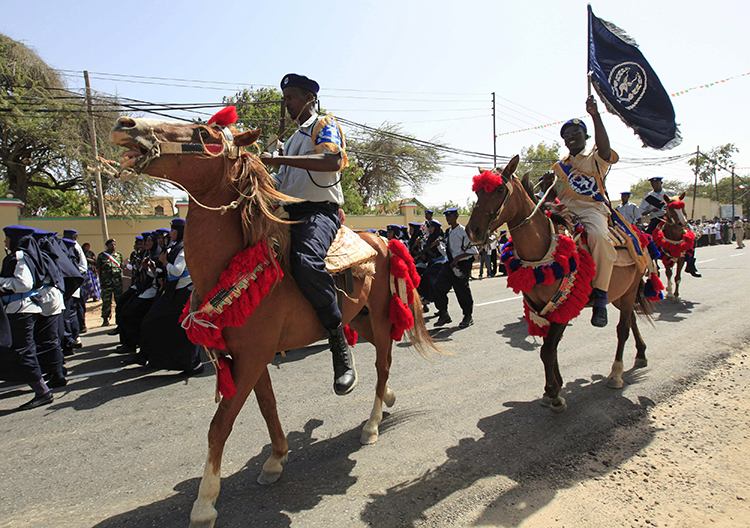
{"left": 2, "top": 289, "right": 40, "bottom": 304}
{"left": 167, "top": 269, "right": 190, "bottom": 282}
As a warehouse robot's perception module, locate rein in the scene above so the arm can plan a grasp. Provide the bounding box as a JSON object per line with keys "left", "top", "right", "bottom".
{"left": 118, "top": 125, "right": 252, "bottom": 215}
{"left": 485, "top": 174, "right": 558, "bottom": 234}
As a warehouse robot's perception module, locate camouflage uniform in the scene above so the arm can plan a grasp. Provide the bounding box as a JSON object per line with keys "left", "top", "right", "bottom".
{"left": 96, "top": 250, "right": 123, "bottom": 322}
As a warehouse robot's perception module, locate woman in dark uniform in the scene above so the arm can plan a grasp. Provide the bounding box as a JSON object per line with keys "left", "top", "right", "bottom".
{"left": 0, "top": 225, "right": 54, "bottom": 410}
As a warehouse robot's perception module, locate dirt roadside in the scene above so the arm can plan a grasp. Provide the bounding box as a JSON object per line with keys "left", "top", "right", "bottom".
{"left": 485, "top": 346, "right": 750, "bottom": 528}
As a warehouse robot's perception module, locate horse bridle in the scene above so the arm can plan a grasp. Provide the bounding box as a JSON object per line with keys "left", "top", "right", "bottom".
{"left": 119, "top": 124, "right": 241, "bottom": 181}
{"left": 484, "top": 174, "right": 558, "bottom": 234}
{"left": 118, "top": 124, "right": 251, "bottom": 215}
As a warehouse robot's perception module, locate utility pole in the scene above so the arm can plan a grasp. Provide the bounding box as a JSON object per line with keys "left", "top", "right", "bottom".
{"left": 691, "top": 146, "right": 699, "bottom": 220}
{"left": 732, "top": 167, "right": 736, "bottom": 218}
{"left": 492, "top": 92, "right": 497, "bottom": 168}
{"left": 84, "top": 71, "right": 110, "bottom": 245}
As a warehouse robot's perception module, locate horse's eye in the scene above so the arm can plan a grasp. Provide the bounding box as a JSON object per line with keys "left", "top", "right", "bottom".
{"left": 199, "top": 128, "right": 212, "bottom": 141}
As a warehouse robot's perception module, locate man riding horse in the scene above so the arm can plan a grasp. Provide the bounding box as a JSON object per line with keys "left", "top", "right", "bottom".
{"left": 259, "top": 73, "right": 356, "bottom": 396}
{"left": 545, "top": 96, "right": 617, "bottom": 327}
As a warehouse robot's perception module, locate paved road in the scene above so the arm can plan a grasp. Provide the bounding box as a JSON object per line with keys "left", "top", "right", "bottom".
{"left": 1, "top": 243, "right": 748, "bottom": 528}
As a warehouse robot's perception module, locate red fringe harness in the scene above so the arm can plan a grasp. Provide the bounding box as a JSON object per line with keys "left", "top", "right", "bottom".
{"left": 386, "top": 239, "right": 421, "bottom": 341}
{"left": 501, "top": 234, "right": 596, "bottom": 337}
{"left": 179, "top": 239, "right": 281, "bottom": 400}
{"left": 651, "top": 225, "right": 695, "bottom": 267}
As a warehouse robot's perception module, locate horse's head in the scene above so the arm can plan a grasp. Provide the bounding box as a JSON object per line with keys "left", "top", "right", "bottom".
{"left": 109, "top": 114, "right": 262, "bottom": 193}
{"left": 465, "top": 155, "right": 520, "bottom": 244}
{"left": 664, "top": 191, "right": 688, "bottom": 229}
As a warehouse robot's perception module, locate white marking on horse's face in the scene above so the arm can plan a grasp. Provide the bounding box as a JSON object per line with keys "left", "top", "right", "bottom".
{"left": 675, "top": 208, "right": 687, "bottom": 225}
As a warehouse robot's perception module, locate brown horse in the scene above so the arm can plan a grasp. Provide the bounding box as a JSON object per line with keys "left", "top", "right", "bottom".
{"left": 465, "top": 156, "right": 653, "bottom": 412}
{"left": 110, "top": 116, "right": 436, "bottom": 528}
{"left": 651, "top": 192, "right": 691, "bottom": 299}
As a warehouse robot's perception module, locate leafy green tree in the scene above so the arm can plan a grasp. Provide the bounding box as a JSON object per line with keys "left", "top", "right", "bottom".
{"left": 347, "top": 122, "right": 442, "bottom": 206}
{"left": 627, "top": 178, "right": 690, "bottom": 200}
{"left": 687, "top": 143, "right": 738, "bottom": 185}
{"left": 517, "top": 141, "right": 562, "bottom": 180}
{"left": 0, "top": 33, "right": 166, "bottom": 217}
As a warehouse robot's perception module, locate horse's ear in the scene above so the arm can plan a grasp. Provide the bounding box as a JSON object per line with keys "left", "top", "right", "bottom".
{"left": 235, "top": 129, "right": 262, "bottom": 147}
{"left": 664, "top": 194, "right": 672, "bottom": 204}
{"left": 504, "top": 155, "right": 520, "bottom": 178}
{"left": 478, "top": 166, "right": 485, "bottom": 173}
{"left": 679, "top": 191, "right": 686, "bottom": 200}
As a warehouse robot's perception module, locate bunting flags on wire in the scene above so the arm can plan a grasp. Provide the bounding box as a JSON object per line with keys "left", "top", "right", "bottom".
{"left": 587, "top": 4, "right": 681, "bottom": 150}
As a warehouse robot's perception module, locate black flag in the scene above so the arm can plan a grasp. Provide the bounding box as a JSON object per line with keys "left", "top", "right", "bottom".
{"left": 588, "top": 5, "right": 681, "bottom": 150}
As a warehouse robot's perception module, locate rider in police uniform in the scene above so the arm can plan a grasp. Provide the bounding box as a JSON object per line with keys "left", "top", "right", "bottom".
{"left": 260, "top": 73, "right": 356, "bottom": 396}
{"left": 548, "top": 96, "right": 617, "bottom": 327}
{"left": 640, "top": 176, "right": 701, "bottom": 277}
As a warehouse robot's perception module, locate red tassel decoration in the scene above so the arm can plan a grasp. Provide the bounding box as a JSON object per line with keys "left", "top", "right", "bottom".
{"left": 472, "top": 170, "right": 506, "bottom": 194}
{"left": 216, "top": 355, "right": 237, "bottom": 400}
{"left": 207, "top": 106, "right": 238, "bottom": 127}
{"left": 343, "top": 325, "right": 358, "bottom": 347}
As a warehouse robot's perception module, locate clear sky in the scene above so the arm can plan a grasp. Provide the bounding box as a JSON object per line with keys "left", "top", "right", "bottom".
{"left": 3, "top": 0, "right": 749, "bottom": 208}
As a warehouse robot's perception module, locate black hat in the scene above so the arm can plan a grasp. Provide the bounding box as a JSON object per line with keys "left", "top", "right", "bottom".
{"left": 280, "top": 74, "right": 320, "bottom": 94}
{"left": 170, "top": 218, "right": 186, "bottom": 229}
{"left": 560, "top": 118, "right": 587, "bottom": 137}
{"left": 105, "top": 238, "right": 115, "bottom": 246}
{"left": 63, "top": 229, "right": 78, "bottom": 238}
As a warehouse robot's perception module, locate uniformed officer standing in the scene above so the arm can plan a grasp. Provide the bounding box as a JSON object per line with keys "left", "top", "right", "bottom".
{"left": 96, "top": 239, "right": 123, "bottom": 326}
{"left": 260, "top": 73, "right": 356, "bottom": 396}
{"left": 433, "top": 207, "right": 477, "bottom": 328}
{"left": 614, "top": 191, "right": 641, "bottom": 226}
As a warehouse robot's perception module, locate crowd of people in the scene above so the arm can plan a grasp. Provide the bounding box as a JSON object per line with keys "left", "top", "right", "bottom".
{"left": 0, "top": 218, "right": 201, "bottom": 411}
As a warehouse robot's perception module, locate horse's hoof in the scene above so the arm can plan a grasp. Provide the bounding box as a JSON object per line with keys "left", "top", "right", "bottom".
{"left": 383, "top": 389, "right": 396, "bottom": 408}
{"left": 541, "top": 394, "right": 567, "bottom": 412}
{"left": 607, "top": 376, "right": 624, "bottom": 389}
{"left": 361, "top": 428, "right": 379, "bottom": 445}
{"left": 189, "top": 504, "right": 217, "bottom": 528}
{"left": 257, "top": 454, "right": 287, "bottom": 485}
{"left": 634, "top": 358, "right": 648, "bottom": 368}
{"left": 258, "top": 469, "right": 283, "bottom": 485}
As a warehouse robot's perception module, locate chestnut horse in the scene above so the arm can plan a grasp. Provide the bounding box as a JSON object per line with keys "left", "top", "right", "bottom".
{"left": 652, "top": 192, "right": 691, "bottom": 299}
{"left": 110, "top": 116, "right": 436, "bottom": 528}
{"left": 465, "top": 156, "right": 653, "bottom": 412}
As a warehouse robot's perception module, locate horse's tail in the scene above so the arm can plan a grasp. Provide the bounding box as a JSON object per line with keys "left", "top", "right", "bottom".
{"left": 387, "top": 240, "right": 442, "bottom": 357}
{"left": 634, "top": 278, "right": 656, "bottom": 327}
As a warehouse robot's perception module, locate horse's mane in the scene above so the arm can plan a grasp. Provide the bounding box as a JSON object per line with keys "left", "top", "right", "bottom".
{"left": 519, "top": 171, "right": 570, "bottom": 230}
{"left": 230, "top": 152, "right": 293, "bottom": 265}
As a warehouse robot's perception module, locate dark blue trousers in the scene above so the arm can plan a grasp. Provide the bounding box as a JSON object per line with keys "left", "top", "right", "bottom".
{"left": 286, "top": 201, "right": 342, "bottom": 330}
{"left": 34, "top": 313, "right": 64, "bottom": 378}
{"left": 433, "top": 259, "right": 474, "bottom": 318}
{"left": 62, "top": 297, "right": 80, "bottom": 355}
{"left": 0, "top": 313, "right": 42, "bottom": 383}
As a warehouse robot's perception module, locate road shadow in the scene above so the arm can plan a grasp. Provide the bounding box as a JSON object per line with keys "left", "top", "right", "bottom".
{"left": 652, "top": 299, "right": 698, "bottom": 323}
{"left": 92, "top": 412, "right": 419, "bottom": 528}
{"left": 496, "top": 316, "right": 541, "bottom": 352}
{"left": 361, "top": 376, "right": 657, "bottom": 527}
{"left": 270, "top": 343, "right": 329, "bottom": 367}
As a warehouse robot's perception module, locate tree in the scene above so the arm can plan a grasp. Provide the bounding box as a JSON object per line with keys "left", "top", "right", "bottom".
{"left": 346, "top": 122, "right": 442, "bottom": 206}
{"left": 687, "top": 143, "right": 738, "bottom": 185}
{"left": 0, "top": 33, "right": 166, "bottom": 217}
{"left": 517, "top": 141, "right": 561, "bottom": 181}
{"left": 627, "top": 178, "right": 690, "bottom": 199}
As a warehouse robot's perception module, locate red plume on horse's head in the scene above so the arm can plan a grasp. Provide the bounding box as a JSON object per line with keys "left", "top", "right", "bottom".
{"left": 666, "top": 200, "right": 686, "bottom": 210}
{"left": 472, "top": 170, "right": 506, "bottom": 194}
{"left": 208, "top": 106, "right": 238, "bottom": 127}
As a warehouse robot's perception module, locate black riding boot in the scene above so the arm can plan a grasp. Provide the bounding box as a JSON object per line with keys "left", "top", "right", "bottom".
{"left": 685, "top": 257, "right": 702, "bottom": 277}
{"left": 326, "top": 324, "right": 357, "bottom": 396}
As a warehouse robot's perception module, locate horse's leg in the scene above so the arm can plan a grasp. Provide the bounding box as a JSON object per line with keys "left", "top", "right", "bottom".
{"left": 540, "top": 322, "right": 567, "bottom": 412}
{"left": 355, "top": 306, "right": 396, "bottom": 445}
{"left": 665, "top": 265, "right": 674, "bottom": 298}
{"left": 189, "top": 356, "right": 268, "bottom": 528}
{"left": 631, "top": 313, "right": 648, "bottom": 368}
{"left": 674, "top": 258, "right": 683, "bottom": 299}
{"left": 607, "top": 297, "right": 634, "bottom": 389}
{"left": 254, "top": 367, "right": 289, "bottom": 485}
